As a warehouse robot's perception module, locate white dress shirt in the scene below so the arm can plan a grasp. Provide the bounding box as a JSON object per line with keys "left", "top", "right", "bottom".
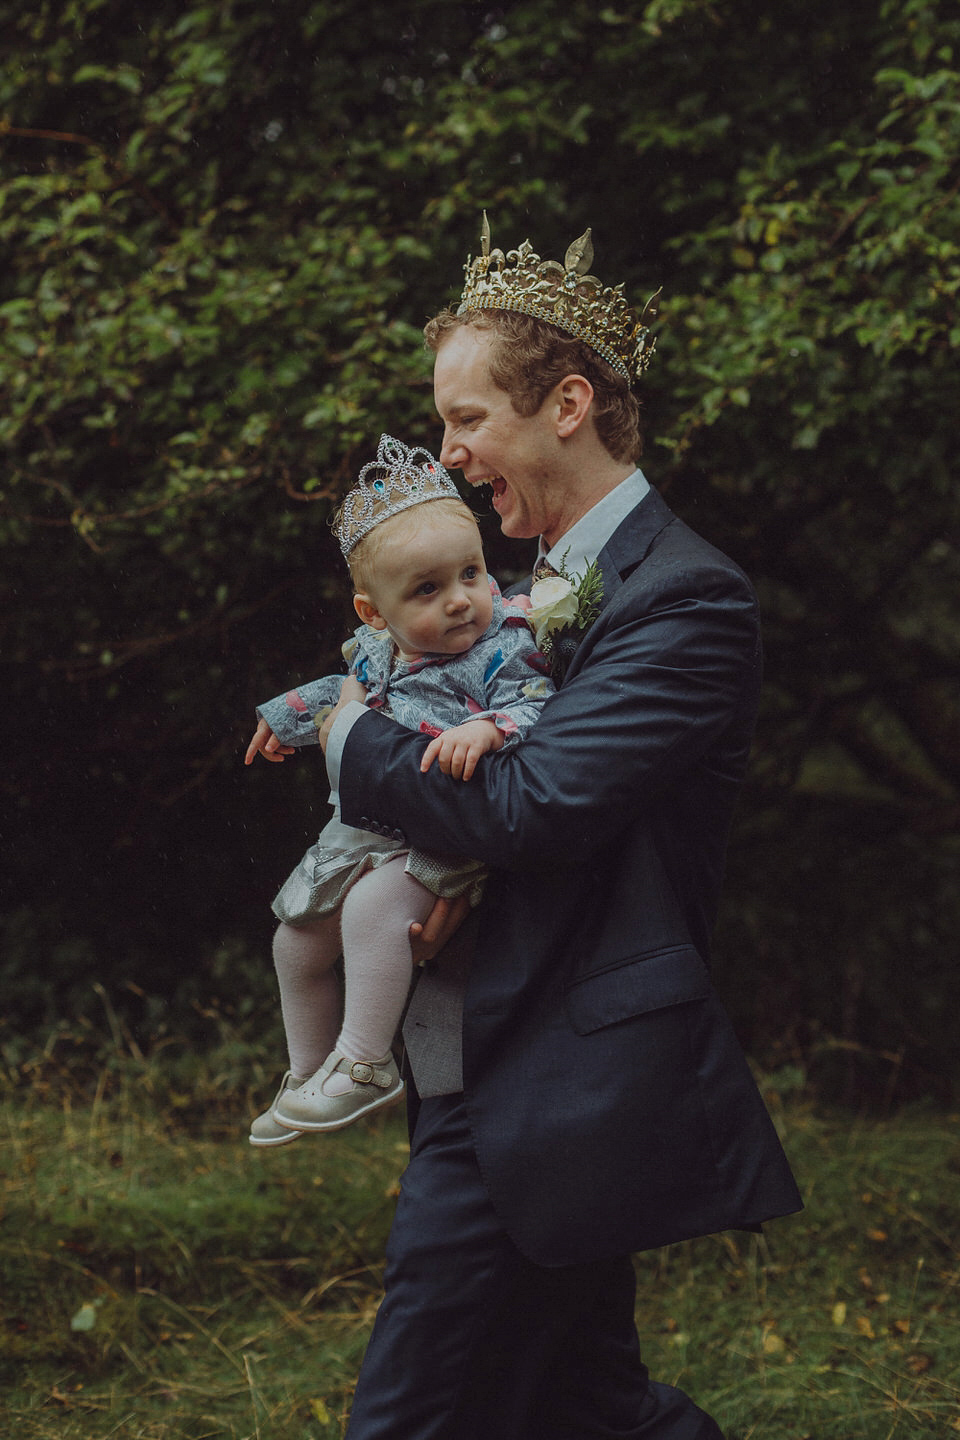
{"left": 538, "top": 467, "right": 649, "bottom": 578}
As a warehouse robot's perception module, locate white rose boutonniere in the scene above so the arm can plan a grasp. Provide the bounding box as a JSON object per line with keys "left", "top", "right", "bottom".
{"left": 527, "top": 575, "right": 579, "bottom": 650}
{"left": 527, "top": 557, "right": 604, "bottom": 683}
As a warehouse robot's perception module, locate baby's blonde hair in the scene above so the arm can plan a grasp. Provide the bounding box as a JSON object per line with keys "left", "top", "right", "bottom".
{"left": 346, "top": 496, "right": 481, "bottom": 596}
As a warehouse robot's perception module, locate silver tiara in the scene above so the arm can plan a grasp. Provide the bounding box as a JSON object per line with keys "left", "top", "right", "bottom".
{"left": 331, "top": 434, "right": 461, "bottom": 557}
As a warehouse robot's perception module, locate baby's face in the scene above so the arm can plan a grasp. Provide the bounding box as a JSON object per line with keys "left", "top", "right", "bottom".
{"left": 365, "top": 506, "right": 493, "bottom": 661}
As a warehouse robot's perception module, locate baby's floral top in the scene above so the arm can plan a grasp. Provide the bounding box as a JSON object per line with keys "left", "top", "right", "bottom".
{"left": 256, "top": 578, "right": 554, "bottom": 751}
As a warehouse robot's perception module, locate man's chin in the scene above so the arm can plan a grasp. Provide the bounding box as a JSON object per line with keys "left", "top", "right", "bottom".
{"left": 488, "top": 488, "right": 536, "bottom": 539}
{"left": 498, "top": 514, "right": 539, "bottom": 540}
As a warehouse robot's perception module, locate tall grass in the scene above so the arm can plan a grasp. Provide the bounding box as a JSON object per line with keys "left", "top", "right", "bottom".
{"left": 2, "top": 1011, "right": 958, "bottom": 1438}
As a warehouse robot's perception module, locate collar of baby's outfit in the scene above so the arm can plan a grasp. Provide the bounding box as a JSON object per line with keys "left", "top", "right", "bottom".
{"left": 538, "top": 468, "right": 649, "bottom": 579}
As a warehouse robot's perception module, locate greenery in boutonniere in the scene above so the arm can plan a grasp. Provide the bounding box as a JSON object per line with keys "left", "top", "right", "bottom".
{"left": 527, "top": 556, "right": 604, "bottom": 682}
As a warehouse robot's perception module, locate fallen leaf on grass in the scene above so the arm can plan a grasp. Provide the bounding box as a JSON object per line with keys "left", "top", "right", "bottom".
{"left": 70, "top": 1301, "right": 101, "bottom": 1332}
{"left": 905, "top": 1353, "right": 934, "bottom": 1375}
{"left": 51, "top": 1384, "right": 89, "bottom": 1408}
{"left": 855, "top": 1316, "right": 875, "bottom": 1339}
{"left": 309, "top": 1398, "right": 332, "bottom": 1423}
{"left": 832, "top": 1302, "right": 847, "bottom": 1327}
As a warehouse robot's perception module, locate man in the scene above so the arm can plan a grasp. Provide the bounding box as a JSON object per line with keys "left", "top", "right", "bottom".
{"left": 285, "top": 220, "right": 801, "bottom": 1437}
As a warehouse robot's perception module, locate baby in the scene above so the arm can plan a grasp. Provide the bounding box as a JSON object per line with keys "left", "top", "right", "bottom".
{"left": 245, "top": 435, "right": 553, "bottom": 1143}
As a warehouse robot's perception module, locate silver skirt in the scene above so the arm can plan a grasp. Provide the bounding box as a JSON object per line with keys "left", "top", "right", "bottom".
{"left": 271, "top": 815, "right": 486, "bottom": 926}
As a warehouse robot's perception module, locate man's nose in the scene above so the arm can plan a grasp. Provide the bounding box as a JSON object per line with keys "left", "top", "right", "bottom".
{"left": 439, "top": 428, "right": 467, "bottom": 469}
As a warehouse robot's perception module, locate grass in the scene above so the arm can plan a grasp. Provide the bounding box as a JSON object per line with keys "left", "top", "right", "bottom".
{"left": 1, "top": 1019, "right": 959, "bottom": 1439}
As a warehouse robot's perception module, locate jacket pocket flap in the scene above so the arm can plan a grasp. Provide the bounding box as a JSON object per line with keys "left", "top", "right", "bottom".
{"left": 565, "top": 946, "right": 712, "bottom": 1035}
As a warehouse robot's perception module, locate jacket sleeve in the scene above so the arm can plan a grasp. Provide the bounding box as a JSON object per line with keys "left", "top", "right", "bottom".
{"left": 256, "top": 675, "right": 345, "bottom": 748}
{"left": 337, "top": 554, "right": 761, "bottom": 872}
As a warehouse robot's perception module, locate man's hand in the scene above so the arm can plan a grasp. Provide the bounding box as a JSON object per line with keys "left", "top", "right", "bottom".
{"left": 317, "top": 673, "right": 369, "bottom": 753}
{"left": 409, "top": 893, "right": 471, "bottom": 967}
{"left": 420, "top": 718, "right": 505, "bottom": 782}
{"left": 245, "top": 719, "right": 295, "bottom": 765}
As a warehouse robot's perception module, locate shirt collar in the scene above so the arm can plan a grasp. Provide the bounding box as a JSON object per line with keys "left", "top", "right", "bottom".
{"left": 539, "top": 468, "right": 650, "bottom": 579}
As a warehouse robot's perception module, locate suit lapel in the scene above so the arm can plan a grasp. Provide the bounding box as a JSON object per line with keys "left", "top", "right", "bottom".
{"left": 555, "top": 488, "right": 677, "bottom": 686}
{"left": 509, "top": 488, "right": 678, "bottom": 683}
{"left": 513, "top": 486, "right": 678, "bottom": 598}
{"left": 595, "top": 485, "right": 677, "bottom": 605}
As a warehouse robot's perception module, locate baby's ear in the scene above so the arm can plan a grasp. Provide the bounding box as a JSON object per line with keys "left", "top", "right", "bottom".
{"left": 353, "top": 593, "right": 387, "bottom": 630}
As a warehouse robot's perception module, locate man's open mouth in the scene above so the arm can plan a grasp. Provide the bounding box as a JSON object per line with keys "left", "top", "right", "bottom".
{"left": 470, "top": 475, "right": 506, "bottom": 498}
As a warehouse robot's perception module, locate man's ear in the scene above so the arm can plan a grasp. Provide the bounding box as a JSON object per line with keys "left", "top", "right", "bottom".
{"left": 555, "top": 374, "right": 594, "bottom": 439}
{"left": 353, "top": 593, "right": 388, "bottom": 630}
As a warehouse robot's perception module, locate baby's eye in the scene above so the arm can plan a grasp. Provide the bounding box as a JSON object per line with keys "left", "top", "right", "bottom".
{"left": 416, "top": 581, "right": 438, "bottom": 596}
{"left": 462, "top": 565, "right": 480, "bottom": 580}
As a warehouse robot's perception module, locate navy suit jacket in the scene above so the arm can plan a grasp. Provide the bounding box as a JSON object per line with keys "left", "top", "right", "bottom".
{"left": 339, "top": 487, "right": 802, "bottom": 1266}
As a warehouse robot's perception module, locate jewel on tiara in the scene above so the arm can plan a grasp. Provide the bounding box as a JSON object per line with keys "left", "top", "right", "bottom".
{"left": 332, "top": 434, "right": 461, "bottom": 557}
{"left": 458, "top": 213, "right": 661, "bottom": 386}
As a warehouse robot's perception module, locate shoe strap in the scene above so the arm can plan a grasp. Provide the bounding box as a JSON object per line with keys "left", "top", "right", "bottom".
{"left": 332, "top": 1055, "right": 394, "bottom": 1089}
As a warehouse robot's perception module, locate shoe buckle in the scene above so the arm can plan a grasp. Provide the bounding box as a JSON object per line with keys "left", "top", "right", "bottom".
{"left": 348, "top": 1061, "right": 376, "bottom": 1085}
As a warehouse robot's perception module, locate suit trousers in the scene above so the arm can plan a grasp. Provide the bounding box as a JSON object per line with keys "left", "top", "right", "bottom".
{"left": 345, "top": 1093, "right": 724, "bottom": 1440}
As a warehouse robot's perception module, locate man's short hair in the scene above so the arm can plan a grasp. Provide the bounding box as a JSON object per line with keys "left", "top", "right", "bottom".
{"left": 424, "top": 309, "right": 643, "bottom": 464}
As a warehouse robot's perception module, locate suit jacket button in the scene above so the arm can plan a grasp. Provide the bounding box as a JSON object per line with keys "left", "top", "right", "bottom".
{"left": 360, "top": 816, "right": 371, "bottom": 829}
{"left": 392, "top": 828, "right": 405, "bottom": 843}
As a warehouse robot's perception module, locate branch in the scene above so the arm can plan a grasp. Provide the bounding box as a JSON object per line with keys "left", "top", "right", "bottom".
{"left": 42, "top": 579, "right": 300, "bottom": 681}
{"left": 0, "top": 122, "right": 174, "bottom": 224}
{"left": 1, "top": 466, "right": 265, "bottom": 553}
{"left": 279, "top": 471, "right": 343, "bottom": 504}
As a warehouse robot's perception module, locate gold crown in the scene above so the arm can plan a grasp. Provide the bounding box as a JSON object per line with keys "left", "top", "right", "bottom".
{"left": 331, "top": 434, "right": 461, "bottom": 557}
{"left": 458, "top": 213, "right": 661, "bottom": 386}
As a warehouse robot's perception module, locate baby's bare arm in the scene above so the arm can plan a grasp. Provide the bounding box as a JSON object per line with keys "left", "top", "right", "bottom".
{"left": 419, "top": 719, "right": 505, "bottom": 783}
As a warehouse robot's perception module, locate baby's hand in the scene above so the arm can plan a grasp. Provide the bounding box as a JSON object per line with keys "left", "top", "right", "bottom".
{"left": 420, "top": 719, "right": 504, "bottom": 782}
{"left": 244, "top": 718, "right": 295, "bottom": 765}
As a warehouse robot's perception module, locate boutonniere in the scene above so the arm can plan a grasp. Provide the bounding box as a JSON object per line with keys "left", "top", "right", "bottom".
{"left": 527, "top": 557, "right": 604, "bottom": 683}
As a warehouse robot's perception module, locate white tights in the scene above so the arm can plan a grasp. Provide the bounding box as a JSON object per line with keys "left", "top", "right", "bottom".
{"left": 272, "top": 857, "right": 434, "bottom": 1081}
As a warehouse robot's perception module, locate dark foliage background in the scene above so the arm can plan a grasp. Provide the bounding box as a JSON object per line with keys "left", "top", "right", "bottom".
{"left": 2, "top": 0, "right": 958, "bottom": 1100}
